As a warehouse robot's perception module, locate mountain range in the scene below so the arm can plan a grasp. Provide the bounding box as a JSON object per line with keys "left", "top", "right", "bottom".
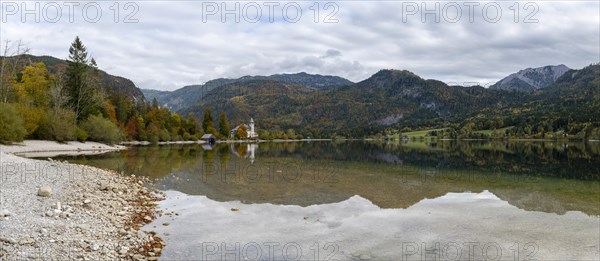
{"left": 155, "top": 64, "right": 598, "bottom": 137}
{"left": 142, "top": 72, "right": 353, "bottom": 111}
{"left": 6, "top": 54, "right": 598, "bottom": 137}
{"left": 176, "top": 70, "right": 516, "bottom": 135}
{"left": 145, "top": 64, "right": 580, "bottom": 116}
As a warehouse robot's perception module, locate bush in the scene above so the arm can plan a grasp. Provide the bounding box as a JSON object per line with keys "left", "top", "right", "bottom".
{"left": 170, "top": 129, "right": 181, "bottom": 141}
{"left": 138, "top": 131, "right": 148, "bottom": 142}
{"left": 0, "top": 103, "right": 27, "bottom": 143}
{"left": 36, "top": 108, "right": 76, "bottom": 142}
{"left": 17, "top": 105, "right": 45, "bottom": 137}
{"left": 76, "top": 127, "right": 89, "bottom": 142}
{"left": 145, "top": 122, "right": 160, "bottom": 144}
{"left": 159, "top": 128, "right": 170, "bottom": 141}
{"left": 80, "top": 114, "right": 123, "bottom": 144}
{"left": 148, "top": 134, "right": 159, "bottom": 144}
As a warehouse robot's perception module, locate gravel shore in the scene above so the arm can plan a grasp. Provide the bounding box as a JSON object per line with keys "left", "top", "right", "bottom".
{"left": 0, "top": 140, "right": 125, "bottom": 158}
{"left": 0, "top": 143, "right": 164, "bottom": 260}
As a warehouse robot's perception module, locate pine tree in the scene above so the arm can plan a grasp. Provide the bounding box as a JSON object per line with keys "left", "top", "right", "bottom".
{"left": 65, "top": 36, "right": 100, "bottom": 122}
{"left": 202, "top": 108, "right": 216, "bottom": 134}
{"left": 218, "top": 111, "right": 230, "bottom": 138}
{"left": 66, "top": 37, "right": 87, "bottom": 120}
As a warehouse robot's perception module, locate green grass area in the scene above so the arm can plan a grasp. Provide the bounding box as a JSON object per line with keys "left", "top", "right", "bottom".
{"left": 402, "top": 128, "right": 447, "bottom": 138}
{"left": 385, "top": 128, "right": 447, "bottom": 140}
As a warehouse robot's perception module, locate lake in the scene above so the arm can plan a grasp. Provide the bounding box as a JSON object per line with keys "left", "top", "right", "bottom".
{"left": 54, "top": 140, "right": 600, "bottom": 260}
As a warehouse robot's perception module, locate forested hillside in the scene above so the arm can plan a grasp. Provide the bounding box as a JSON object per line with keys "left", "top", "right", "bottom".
{"left": 142, "top": 72, "right": 353, "bottom": 111}
{"left": 0, "top": 37, "right": 208, "bottom": 144}
{"left": 2, "top": 54, "right": 146, "bottom": 101}
{"left": 183, "top": 65, "right": 600, "bottom": 139}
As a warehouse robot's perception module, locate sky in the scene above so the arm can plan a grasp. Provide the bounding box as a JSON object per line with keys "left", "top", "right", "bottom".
{"left": 1, "top": 0, "right": 599, "bottom": 91}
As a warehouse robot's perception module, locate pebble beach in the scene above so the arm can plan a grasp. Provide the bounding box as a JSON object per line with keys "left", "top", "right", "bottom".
{"left": 0, "top": 141, "right": 164, "bottom": 260}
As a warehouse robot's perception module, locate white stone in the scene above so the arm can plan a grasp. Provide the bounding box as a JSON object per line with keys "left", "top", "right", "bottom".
{"left": 37, "top": 186, "right": 52, "bottom": 197}
{"left": 0, "top": 209, "right": 11, "bottom": 217}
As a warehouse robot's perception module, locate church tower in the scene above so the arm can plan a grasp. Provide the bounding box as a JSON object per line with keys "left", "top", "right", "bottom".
{"left": 249, "top": 118, "right": 255, "bottom": 135}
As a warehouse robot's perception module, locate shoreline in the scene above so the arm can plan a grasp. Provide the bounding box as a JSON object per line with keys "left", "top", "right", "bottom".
{"left": 121, "top": 140, "right": 206, "bottom": 146}
{"left": 217, "top": 138, "right": 333, "bottom": 143}
{"left": 0, "top": 140, "right": 127, "bottom": 158}
{"left": 0, "top": 143, "right": 165, "bottom": 260}
{"left": 374, "top": 137, "right": 599, "bottom": 142}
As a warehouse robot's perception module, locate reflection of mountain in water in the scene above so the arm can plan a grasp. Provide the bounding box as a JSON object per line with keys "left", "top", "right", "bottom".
{"left": 492, "top": 189, "right": 574, "bottom": 215}
{"left": 154, "top": 164, "right": 352, "bottom": 207}
{"left": 149, "top": 190, "right": 599, "bottom": 261}
{"left": 154, "top": 156, "right": 600, "bottom": 216}
{"left": 371, "top": 152, "right": 403, "bottom": 165}
{"left": 261, "top": 140, "right": 600, "bottom": 181}
{"left": 56, "top": 141, "right": 600, "bottom": 216}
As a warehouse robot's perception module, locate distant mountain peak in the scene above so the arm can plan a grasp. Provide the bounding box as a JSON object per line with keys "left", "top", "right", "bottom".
{"left": 375, "top": 69, "right": 418, "bottom": 77}
{"left": 372, "top": 69, "right": 423, "bottom": 82}
{"left": 278, "top": 72, "right": 310, "bottom": 76}
{"left": 357, "top": 69, "right": 424, "bottom": 89}
{"left": 264, "top": 72, "right": 354, "bottom": 89}
{"left": 491, "top": 64, "right": 571, "bottom": 91}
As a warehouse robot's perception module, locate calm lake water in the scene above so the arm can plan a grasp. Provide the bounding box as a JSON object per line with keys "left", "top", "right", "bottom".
{"left": 55, "top": 141, "right": 600, "bottom": 260}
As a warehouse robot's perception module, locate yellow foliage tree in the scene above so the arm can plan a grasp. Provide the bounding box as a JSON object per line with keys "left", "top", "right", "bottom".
{"left": 235, "top": 125, "right": 248, "bottom": 139}
{"left": 18, "top": 62, "right": 50, "bottom": 107}
{"left": 16, "top": 105, "right": 46, "bottom": 136}
{"left": 103, "top": 99, "right": 118, "bottom": 124}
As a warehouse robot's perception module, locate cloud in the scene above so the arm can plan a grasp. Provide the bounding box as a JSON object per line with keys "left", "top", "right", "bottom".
{"left": 321, "top": 49, "right": 342, "bottom": 59}
{"left": 1, "top": 1, "right": 598, "bottom": 91}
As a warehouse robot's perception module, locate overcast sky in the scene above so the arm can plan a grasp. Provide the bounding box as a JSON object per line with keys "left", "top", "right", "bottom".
{"left": 1, "top": 1, "right": 599, "bottom": 91}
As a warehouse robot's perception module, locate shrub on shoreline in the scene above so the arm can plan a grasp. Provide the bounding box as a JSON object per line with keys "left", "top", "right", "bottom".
{"left": 36, "top": 108, "right": 77, "bottom": 142}
{"left": 0, "top": 103, "right": 27, "bottom": 143}
{"left": 81, "top": 114, "right": 123, "bottom": 145}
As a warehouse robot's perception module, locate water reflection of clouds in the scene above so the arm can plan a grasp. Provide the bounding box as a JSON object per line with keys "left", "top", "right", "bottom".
{"left": 147, "top": 190, "right": 599, "bottom": 260}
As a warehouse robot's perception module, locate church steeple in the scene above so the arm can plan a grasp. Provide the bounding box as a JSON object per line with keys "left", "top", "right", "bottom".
{"left": 230, "top": 118, "right": 258, "bottom": 139}
{"left": 249, "top": 118, "right": 255, "bottom": 135}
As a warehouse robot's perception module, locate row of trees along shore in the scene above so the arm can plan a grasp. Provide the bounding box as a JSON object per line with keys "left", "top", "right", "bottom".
{"left": 0, "top": 37, "right": 239, "bottom": 144}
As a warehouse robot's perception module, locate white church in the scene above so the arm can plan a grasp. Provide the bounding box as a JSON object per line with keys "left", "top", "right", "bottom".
{"left": 230, "top": 118, "right": 258, "bottom": 139}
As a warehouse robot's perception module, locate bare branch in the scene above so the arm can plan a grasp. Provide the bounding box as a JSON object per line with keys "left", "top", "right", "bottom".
{"left": 0, "top": 39, "right": 31, "bottom": 103}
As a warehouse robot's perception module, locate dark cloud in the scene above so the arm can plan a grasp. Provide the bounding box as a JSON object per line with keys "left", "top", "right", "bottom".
{"left": 321, "top": 49, "right": 342, "bottom": 59}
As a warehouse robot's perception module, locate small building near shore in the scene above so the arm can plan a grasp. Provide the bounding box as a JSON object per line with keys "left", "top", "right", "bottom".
{"left": 201, "top": 134, "right": 217, "bottom": 145}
